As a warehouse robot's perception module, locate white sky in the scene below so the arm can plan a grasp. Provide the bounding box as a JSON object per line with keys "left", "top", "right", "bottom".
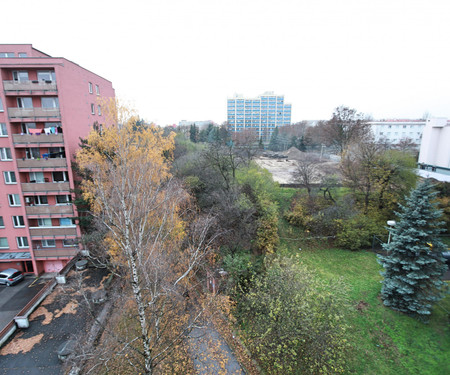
{"left": 2, "top": 0, "right": 449, "bottom": 125}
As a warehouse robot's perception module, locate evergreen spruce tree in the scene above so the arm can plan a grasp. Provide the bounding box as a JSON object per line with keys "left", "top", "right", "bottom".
{"left": 378, "top": 179, "right": 448, "bottom": 319}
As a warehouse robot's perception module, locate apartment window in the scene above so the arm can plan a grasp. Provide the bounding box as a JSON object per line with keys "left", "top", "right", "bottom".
{"left": 0, "top": 98, "right": 3, "bottom": 112}
{"left": 56, "top": 195, "right": 72, "bottom": 204}
{"left": 4, "top": 171, "right": 17, "bottom": 184}
{"left": 29, "top": 172, "right": 45, "bottom": 183}
{"left": 0, "top": 238, "right": 9, "bottom": 249}
{"left": 91, "top": 103, "right": 95, "bottom": 114}
{"left": 0, "top": 148, "right": 12, "bottom": 161}
{"left": 13, "top": 71, "right": 29, "bottom": 82}
{"left": 49, "top": 147, "right": 65, "bottom": 158}
{"left": 0, "top": 52, "right": 15, "bottom": 57}
{"left": 17, "top": 237, "right": 29, "bottom": 248}
{"left": 26, "top": 148, "right": 41, "bottom": 160}
{"left": 33, "top": 196, "right": 48, "bottom": 205}
{"left": 60, "top": 218, "right": 74, "bottom": 226}
{"left": 38, "top": 218, "right": 52, "bottom": 227}
{"left": 95, "top": 85, "right": 100, "bottom": 95}
{"left": 0, "top": 216, "right": 4, "bottom": 228}
{"left": 17, "top": 97, "right": 33, "bottom": 109}
{"left": 41, "top": 97, "right": 59, "bottom": 109}
{"left": 8, "top": 194, "right": 21, "bottom": 206}
{"left": 89, "top": 82, "right": 93, "bottom": 93}
{"left": 37, "top": 71, "right": 56, "bottom": 82}
{"left": 97, "top": 105, "right": 102, "bottom": 115}
{"left": 19, "top": 52, "right": 28, "bottom": 58}
{"left": 0, "top": 123, "right": 7, "bottom": 136}
{"left": 41, "top": 239, "right": 55, "bottom": 248}
{"left": 63, "top": 239, "right": 77, "bottom": 247}
{"left": 12, "top": 216, "right": 25, "bottom": 228}
{"left": 52, "top": 171, "right": 68, "bottom": 182}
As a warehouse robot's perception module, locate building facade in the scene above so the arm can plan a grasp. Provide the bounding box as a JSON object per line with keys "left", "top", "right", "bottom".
{"left": 0, "top": 44, "right": 115, "bottom": 275}
{"left": 368, "top": 119, "right": 426, "bottom": 147}
{"left": 227, "top": 92, "right": 291, "bottom": 141}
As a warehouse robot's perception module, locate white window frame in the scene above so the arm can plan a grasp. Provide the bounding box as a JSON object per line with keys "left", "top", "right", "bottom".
{"left": 33, "top": 195, "right": 48, "bottom": 205}
{"left": 41, "top": 239, "right": 56, "bottom": 248}
{"left": 0, "top": 123, "right": 7, "bottom": 136}
{"left": 13, "top": 71, "right": 29, "bottom": 82}
{"left": 91, "top": 103, "right": 95, "bottom": 114}
{"left": 29, "top": 171, "right": 45, "bottom": 183}
{"left": 95, "top": 84, "right": 100, "bottom": 95}
{"left": 52, "top": 171, "right": 68, "bottom": 183}
{"left": 17, "top": 97, "right": 33, "bottom": 109}
{"left": 0, "top": 98, "right": 3, "bottom": 112}
{"left": 59, "top": 218, "right": 75, "bottom": 227}
{"left": 8, "top": 194, "right": 21, "bottom": 207}
{"left": 37, "top": 71, "right": 56, "bottom": 82}
{"left": 41, "top": 97, "right": 59, "bottom": 109}
{"left": 12, "top": 216, "right": 25, "bottom": 228}
{"left": 38, "top": 218, "right": 52, "bottom": 227}
{"left": 18, "top": 52, "right": 28, "bottom": 58}
{"left": 0, "top": 52, "right": 15, "bottom": 57}
{"left": 63, "top": 239, "right": 77, "bottom": 247}
{"left": 0, "top": 147, "right": 12, "bottom": 161}
{"left": 97, "top": 105, "right": 102, "bottom": 116}
{"left": 89, "top": 82, "right": 93, "bottom": 93}
{"left": 0, "top": 216, "right": 4, "bottom": 228}
{"left": 17, "top": 237, "right": 29, "bottom": 248}
{"left": 4, "top": 171, "right": 17, "bottom": 184}
{"left": 0, "top": 237, "right": 9, "bottom": 249}
{"left": 56, "top": 195, "right": 72, "bottom": 205}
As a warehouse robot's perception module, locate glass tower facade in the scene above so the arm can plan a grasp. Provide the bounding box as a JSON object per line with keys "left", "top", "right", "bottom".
{"left": 227, "top": 92, "right": 291, "bottom": 140}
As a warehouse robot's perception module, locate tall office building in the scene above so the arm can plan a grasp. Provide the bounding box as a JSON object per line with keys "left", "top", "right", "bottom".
{"left": 0, "top": 44, "right": 115, "bottom": 275}
{"left": 227, "top": 92, "right": 292, "bottom": 141}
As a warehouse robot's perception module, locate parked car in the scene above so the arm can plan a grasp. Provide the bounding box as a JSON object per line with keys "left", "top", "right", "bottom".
{"left": 0, "top": 268, "right": 24, "bottom": 286}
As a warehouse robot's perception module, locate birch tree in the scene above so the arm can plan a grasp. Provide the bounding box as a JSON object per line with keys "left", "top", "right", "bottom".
{"left": 76, "top": 103, "right": 215, "bottom": 374}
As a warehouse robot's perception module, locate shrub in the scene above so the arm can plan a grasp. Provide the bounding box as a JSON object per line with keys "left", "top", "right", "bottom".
{"left": 335, "top": 215, "right": 381, "bottom": 250}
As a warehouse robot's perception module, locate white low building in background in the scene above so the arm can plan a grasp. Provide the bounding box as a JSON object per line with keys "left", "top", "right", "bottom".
{"left": 369, "top": 119, "right": 426, "bottom": 147}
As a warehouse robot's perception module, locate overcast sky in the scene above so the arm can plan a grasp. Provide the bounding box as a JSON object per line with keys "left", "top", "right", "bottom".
{"left": 3, "top": 0, "right": 449, "bottom": 125}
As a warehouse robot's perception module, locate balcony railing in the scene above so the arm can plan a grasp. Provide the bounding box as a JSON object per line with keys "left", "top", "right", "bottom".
{"left": 25, "top": 205, "right": 74, "bottom": 216}
{"left": 12, "top": 133, "right": 64, "bottom": 145}
{"left": 33, "top": 248, "right": 79, "bottom": 259}
{"left": 22, "top": 182, "right": 70, "bottom": 193}
{"left": 3, "top": 80, "right": 57, "bottom": 93}
{"left": 17, "top": 158, "right": 67, "bottom": 169}
{"left": 8, "top": 107, "right": 60, "bottom": 119}
{"left": 29, "top": 226, "right": 78, "bottom": 238}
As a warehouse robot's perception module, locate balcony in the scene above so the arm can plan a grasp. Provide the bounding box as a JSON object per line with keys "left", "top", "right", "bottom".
{"left": 3, "top": 80, "right": 57, "bottom": 94}
{"left": 22, "top": 182, "right": 70, "bottom": 193}
{"left": 29, "top": 226, "right": 78, "bottom": 238}
{"left": 12, "top": 133, "right": 64, "bottom": 145}
{"left": 25, "top": 204, "right": 74, "bottom": 217}
{"left": 33, "top": 248, "right": 79, "bottom": 259}
{"left": 8, "top": 107, "right": 60, "bottom": 120}
{"left": 16, "top": 158, "right": 67, "bottom": 170}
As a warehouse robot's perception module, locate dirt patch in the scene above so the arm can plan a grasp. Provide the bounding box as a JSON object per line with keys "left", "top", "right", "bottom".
{"left": 0, "top": 333, "right": 44, "bottom": 355}
{"left": 356, "top": 300, "right": 369, "bottom": 312}
{"left": 54, "top": 300, "right": 78, "bottom": 318}
{"left": 30, "top": 306, "right": 53, "bottom": 325}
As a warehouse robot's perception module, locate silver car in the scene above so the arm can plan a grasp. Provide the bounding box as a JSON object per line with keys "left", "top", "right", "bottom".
{"left": 0, "top": 268, "right": 24, "bottom": 286}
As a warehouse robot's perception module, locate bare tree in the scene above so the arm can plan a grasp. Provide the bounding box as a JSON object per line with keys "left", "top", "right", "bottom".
{"left": 76, "top": 104, "right": 217, "bottom": 374}
{"left": 293, "top": 154, "right": 321, "bottom": 195}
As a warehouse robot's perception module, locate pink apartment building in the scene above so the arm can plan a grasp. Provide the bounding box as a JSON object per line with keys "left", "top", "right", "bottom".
{"left": 0, "top": 44, "right": 115, "bottom": 275}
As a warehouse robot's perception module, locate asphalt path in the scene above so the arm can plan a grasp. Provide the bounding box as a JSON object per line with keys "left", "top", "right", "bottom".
{"left": 0, "top": 277, "right": 44, "bottom": 330}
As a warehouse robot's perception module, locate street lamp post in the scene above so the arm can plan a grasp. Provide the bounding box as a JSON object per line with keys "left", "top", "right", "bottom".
{"left": 387, "top": 220, "right": 396, "bottom": 244}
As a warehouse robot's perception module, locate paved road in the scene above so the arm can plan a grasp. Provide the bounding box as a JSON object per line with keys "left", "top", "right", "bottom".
{"left": 0, "top": 277, "right": 45, "bottom": 330}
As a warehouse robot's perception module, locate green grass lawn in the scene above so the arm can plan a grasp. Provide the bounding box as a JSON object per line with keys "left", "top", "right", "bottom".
{"left": 290, "top": 247, "right": 449, "bottom": 375}
{"left": 275, "top": 187, "right": 450, "bottom": 375}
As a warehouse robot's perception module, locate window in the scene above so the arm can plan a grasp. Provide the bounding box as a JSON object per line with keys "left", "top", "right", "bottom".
{"left": 38, "top": 218, "right": 52, "bottom": 227}
{"left": 26, "top": 148, "right": 41, "bottom": 160}
{"left": 0, "top": 148, "right": 12, "bottom": 161}
{"left": 4, "top": 171, "right": 17, "bottom": 184}
{"left": 0, "top": 123, "right": 7, "bottom": 136}
{"left": 0, "top": 216, "right": 4, "bottom": 228}
{"left": 89, "top": 82, "right": 93, "bottom": 93}
{"left": 12, "top": 216, "right": 25, "bottom": 228}
{"left": 95, "top": 84, "right": 100, "bottom": 95}
{"left": 63, "top": 239, "right": 77, "bottom": 247}
{"left": 33, "top": 196, "right": 48, "bottom": 205}
{"left": 97, "top": 105, "right": 102, "bottom": 115}
{"left": 19, "top": 52, "right": 27, "bottom": 58}
{"left": 22, "top": 122, "right": 36, "bottom": 134}
{"left": 0, "top": 238, "right": 9, "bottom": 249}
{"left": 60, "top": 218, "right": 74, "bottom": 226}
{"left": 29, "top": 172, "right": 45, "bottom": 183}
{"left": 8, "top": 194, "right": 21, "bottom": 206}
{"left": 17, "top": 97, "right": 33, "bottom": 109}
{"left": 0, "top": 98, "right": 3, "bottom": 112}
{"left": 41, "top": 97, "right": 59, "bottom": 109}
{"left": 91, "top": 103, "right": 95, "bottom": 114}
{"left": 56, "top": 195, "right": 72, "bottom": 204}
{"left": 37, "top": 71, "right": 56, "bottom": 82}
{"left": 41, "top": 239, "right": 55, "bottom": 247}
{"left": 0, "top": 52, "right": 15, "bottom": 57}
{"left": 52, "top": 171, "right": 68, "bottom": 182}
{"left": 17, "top": 237, "right": 29, "bottom": 248}
{"left": 48, "top": 147, "right": 65, "bottom": 158}
{"left": 13, "top": 71, "right": 29, "bottom": 82}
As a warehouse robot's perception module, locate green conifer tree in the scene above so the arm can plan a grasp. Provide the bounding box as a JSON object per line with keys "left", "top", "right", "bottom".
{"left": 378, "top": 179, "right": 448, "bottom": 319}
